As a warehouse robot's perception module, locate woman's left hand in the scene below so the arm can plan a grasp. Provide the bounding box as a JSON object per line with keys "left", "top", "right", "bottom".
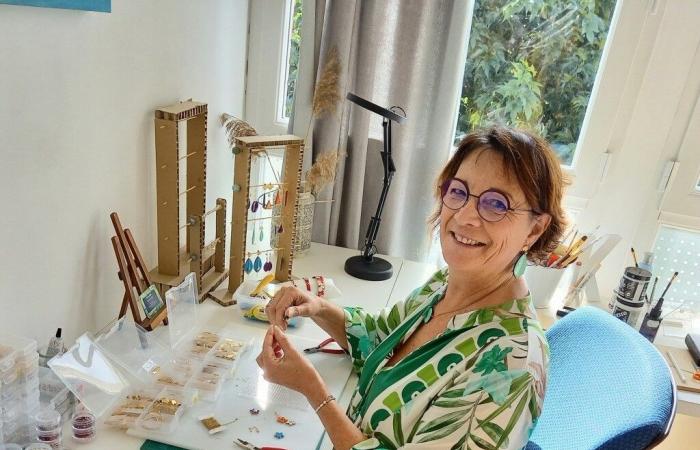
{"left": 256, "top": 325, "right": 324, "bottom": 397}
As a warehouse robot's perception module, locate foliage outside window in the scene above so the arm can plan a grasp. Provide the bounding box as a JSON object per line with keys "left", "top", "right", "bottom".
{"left": 283, "top": 0, "right": 303, "bottom": 119}
{"left": 455, "top": 0, "right": 617, "bottom": 165}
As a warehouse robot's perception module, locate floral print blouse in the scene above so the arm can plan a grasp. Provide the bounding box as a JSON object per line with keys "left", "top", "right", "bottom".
{"left": 343, "top": 267, "right": 549, "bottom": 449}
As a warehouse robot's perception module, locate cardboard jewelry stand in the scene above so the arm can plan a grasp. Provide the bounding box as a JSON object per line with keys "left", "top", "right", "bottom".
{"left": 149, "top": 101, "right": 228, "bottom": 302}
{"left": 209, "top": 135, "right": 304, "bottom": 306}
{"left": 110, "top": 212, "right": 168, "bottom": 331}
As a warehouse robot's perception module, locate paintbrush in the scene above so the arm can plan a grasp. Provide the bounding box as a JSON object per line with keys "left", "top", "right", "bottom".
{"left": 630, "top": 247, "right": 639, "bottom": 268}
{"left": 648, "top": 276, "right": 658, "bottom": 306}
{"left": 557, "top": 235, "right": 588, "bottom": 268}
{"left": 658, "top": 271, "right": 679, "bottom": 300}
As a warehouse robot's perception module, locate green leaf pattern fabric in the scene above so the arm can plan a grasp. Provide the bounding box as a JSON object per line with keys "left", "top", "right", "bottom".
{"left": 343, "top": 267, "right": 549, "bottom": 449}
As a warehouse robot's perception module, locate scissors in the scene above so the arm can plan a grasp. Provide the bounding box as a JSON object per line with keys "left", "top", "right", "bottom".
{"left": 235, "top": 438, "right": 287, "bottom": 450}
{"left": 303, "top": 337, "right": 346, "bottom": 355}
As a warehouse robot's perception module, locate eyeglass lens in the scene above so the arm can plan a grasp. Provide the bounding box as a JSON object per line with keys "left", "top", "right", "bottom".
{"left": 441, "top": 178, "right": 510, "bottom": 222}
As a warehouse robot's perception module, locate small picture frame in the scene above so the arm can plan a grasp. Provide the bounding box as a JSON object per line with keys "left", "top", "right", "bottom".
{"left": 139, "top": 285, "right": 165, "bottom": 319}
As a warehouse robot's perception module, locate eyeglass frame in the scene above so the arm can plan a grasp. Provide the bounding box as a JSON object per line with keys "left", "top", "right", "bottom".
{"left": 439, "top": 177, "right": 541, "bottom": 222}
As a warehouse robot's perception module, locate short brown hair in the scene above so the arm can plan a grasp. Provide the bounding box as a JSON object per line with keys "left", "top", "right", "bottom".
{"left": 428, "top": 126, "right": 569, "bottom": 262}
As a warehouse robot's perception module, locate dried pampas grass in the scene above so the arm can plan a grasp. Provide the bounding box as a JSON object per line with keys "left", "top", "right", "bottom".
{"left": 312, "top": 47, "right": 341, "bottom": 119}
{"left": 305, "top": 150, "right": 341, "bottom": 196}
{"left": 221, "top": 113, "right": 257, "bottom": 149}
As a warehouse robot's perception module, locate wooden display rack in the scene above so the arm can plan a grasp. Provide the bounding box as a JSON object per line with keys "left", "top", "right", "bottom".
{"left": 210, "top": 135, "right": 304, "bottom": 306}
{"left": 149, "top": 101, "right": 228, "bottom": 301}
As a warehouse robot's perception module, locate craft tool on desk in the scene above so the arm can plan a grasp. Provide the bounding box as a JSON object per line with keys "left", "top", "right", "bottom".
{"left": 303, "top": 337, "right": 346, "bottom": 355}
{"left": 235, "top": 438, "right": 287, "bottom": 450}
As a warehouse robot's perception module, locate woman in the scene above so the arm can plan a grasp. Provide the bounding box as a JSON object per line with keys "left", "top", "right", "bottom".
{"left": 258, "top": 126, "right": 567, "bottom": 449}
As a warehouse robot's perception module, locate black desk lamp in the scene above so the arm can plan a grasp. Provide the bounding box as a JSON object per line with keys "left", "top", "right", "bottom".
{"left": 344, "top": 92, "right": 406, "bottom": 281}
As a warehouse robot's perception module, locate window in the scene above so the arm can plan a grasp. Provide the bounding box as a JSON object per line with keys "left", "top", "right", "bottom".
{"left": 653, "top": 225, "right": 700, "bottom": 314}
{"left": 278, "top": 0, "right": 303, "bottom": 122}
{"left": 454, "top": 0, "right": 617, "bottom": 166}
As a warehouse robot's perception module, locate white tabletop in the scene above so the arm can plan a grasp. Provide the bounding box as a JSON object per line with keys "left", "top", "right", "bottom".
{"left": 60, "top": 243, "right": 434, "bottom": 450}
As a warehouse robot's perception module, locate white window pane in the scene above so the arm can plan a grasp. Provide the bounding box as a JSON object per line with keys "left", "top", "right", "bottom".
{"left": 652, "top": 225, "right": 700, "bottom": 314}
{"left": 454, "top": 0, "right": 617, "bottom": 166}
{"left": 280, "top": 0, "right": 303, "bottom": 120}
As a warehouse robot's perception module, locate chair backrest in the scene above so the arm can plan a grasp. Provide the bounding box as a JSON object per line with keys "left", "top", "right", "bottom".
{"left": 526, "top": 306, "right": 676, "bottom": 450}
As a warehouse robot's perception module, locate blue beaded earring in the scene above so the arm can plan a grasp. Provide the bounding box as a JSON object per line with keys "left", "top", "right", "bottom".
{"left": 254, "top": 255, "right": 262, "bottom": 272}
{"left": 244, "top": 257, "right": 253, "bottom": 274}
{"left": 513, "top": 245, "right": 529, "bottom": 278}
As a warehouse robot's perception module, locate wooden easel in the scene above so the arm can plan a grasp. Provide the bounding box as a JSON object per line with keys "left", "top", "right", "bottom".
{"left": 110, "top": 212, "right": 168, "bottom": 331}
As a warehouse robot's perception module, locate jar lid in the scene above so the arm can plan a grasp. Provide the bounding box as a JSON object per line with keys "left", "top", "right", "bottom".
{"left": 34, "top": 408, "right": 61, "bottom": 429}
{"left": 25, "top": 444, "right": 52, "bottom": 450}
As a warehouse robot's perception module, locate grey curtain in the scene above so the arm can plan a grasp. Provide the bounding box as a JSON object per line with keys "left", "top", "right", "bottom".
{"left": 289, "top": 0, "right": 473, "bottom": 262}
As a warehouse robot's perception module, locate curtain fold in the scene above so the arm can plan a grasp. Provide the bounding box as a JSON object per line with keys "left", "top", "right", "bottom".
{"left": 290, "top": 0, "right": 473, "bottom": 262}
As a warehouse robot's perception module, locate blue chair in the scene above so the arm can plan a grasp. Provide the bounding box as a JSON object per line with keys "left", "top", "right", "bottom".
{"left": 526, "top": 307, "right": 677, "bottom": 450}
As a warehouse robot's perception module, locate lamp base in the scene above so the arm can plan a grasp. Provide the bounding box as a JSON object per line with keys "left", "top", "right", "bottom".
{"left": 344, "top": 255, "right": 393, "bottom": 281}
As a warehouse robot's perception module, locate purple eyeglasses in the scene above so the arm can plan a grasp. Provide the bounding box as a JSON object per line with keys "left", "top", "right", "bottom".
{"left": 440, "top": 177, "right": 539, "bottom": 222}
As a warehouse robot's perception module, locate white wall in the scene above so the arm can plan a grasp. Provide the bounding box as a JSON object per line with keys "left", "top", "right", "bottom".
{"left": 0, "top": 0, "right": 248, "bottom": 346}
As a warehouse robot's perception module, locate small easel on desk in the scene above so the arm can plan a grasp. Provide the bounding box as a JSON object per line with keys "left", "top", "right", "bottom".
{"left": 558, "top": 234, "right": 621, "bottom": 315}
{"left": 110, "top": 212, "right": 168, "bottom": 331}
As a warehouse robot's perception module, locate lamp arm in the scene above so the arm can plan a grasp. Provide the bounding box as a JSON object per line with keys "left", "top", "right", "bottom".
{"left": 361, "top": 118, "right": 396, "bottom": 259}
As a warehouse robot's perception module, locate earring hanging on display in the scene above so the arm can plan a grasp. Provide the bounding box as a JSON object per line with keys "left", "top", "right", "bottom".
{"left": 274, "top": 191, "right": 281, "bottom": 205}
{"left": 264, "top": 254, "right": 272, "bottom": 272}
{"left": 277, "top": 224, "right": 284, "bottom": 234}
{"left": 244, "top": 257, "right": 253, "bottom": 274}
{"left": 251, "top": 223, "right": 256, "bottom": 244}
{"left": 513, "top": 245, "right": 529, "bottom": 278}
{"left": 250, "top": 200, "right": 260, "bottom": 213}
{"left": 254, "top": 254, "right": 262, "bottom": 273}
{"left": 259, "top": 223, "right": 264, "bottom": 242}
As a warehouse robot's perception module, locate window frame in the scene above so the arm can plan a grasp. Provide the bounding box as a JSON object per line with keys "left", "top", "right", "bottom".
{"left": 275, "top": 0, "right": 296, "bottom": 125}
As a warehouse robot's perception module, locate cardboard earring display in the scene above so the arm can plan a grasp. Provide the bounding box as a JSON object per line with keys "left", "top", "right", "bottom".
{"left": 210, "top": 135, "right": 304, "bottom": 306}
{"left": 148, "top": 101, "right": 229, "bottom": 302}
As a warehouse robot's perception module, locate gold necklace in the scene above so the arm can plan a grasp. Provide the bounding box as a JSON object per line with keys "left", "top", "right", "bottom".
{"left": 432, "top": 277, "right": 514, "bottom": 319}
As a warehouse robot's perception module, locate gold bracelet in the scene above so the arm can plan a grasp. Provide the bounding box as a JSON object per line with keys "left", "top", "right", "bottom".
{"left": 314, "top": 394, "right": 336, "bottom": 413}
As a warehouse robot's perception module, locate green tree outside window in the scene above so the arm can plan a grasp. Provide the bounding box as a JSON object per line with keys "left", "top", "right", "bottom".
{"left": 284, "top": 0, "right": 303, "bottom": 119}
{"left": 456, "top": 0, "right": 617, "bottom": 165}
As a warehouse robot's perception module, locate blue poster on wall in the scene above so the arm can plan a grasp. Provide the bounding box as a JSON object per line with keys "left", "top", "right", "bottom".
{"left": 0, "top": 0, "right": 110, "bottom": 13}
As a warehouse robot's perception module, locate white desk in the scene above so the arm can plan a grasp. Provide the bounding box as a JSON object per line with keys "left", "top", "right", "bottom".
{"left": 63, "top": 243, "right": 434, "bottom": 450}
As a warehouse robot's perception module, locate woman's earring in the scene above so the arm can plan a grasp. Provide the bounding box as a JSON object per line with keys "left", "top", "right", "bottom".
{"left": 513, "top": 245, "right": 528, "bottom": 278}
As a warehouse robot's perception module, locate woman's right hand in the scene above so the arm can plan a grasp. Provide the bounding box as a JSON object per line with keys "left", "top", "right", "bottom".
{"left": 266, "top": 285, "right": 324, "bottom": 330}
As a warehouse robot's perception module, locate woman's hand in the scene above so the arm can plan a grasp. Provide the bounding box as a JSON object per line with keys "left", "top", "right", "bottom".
{"left": 266, "top": 285, "right": 324, "bottom": 330}
{"left": 256, "top": 325, "right": 325, "bottom": 398}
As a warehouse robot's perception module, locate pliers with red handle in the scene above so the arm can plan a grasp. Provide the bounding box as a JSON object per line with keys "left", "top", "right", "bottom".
{"left": 303, "top": 337, "right": 346, "bottom": 355}
{"left": 235, "top": 438, "right": 287, "bottom": 450}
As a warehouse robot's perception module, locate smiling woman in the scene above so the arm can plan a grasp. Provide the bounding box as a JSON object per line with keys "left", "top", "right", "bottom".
{"left": 258, "top": 126, "right": 568, "bottom": 450}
